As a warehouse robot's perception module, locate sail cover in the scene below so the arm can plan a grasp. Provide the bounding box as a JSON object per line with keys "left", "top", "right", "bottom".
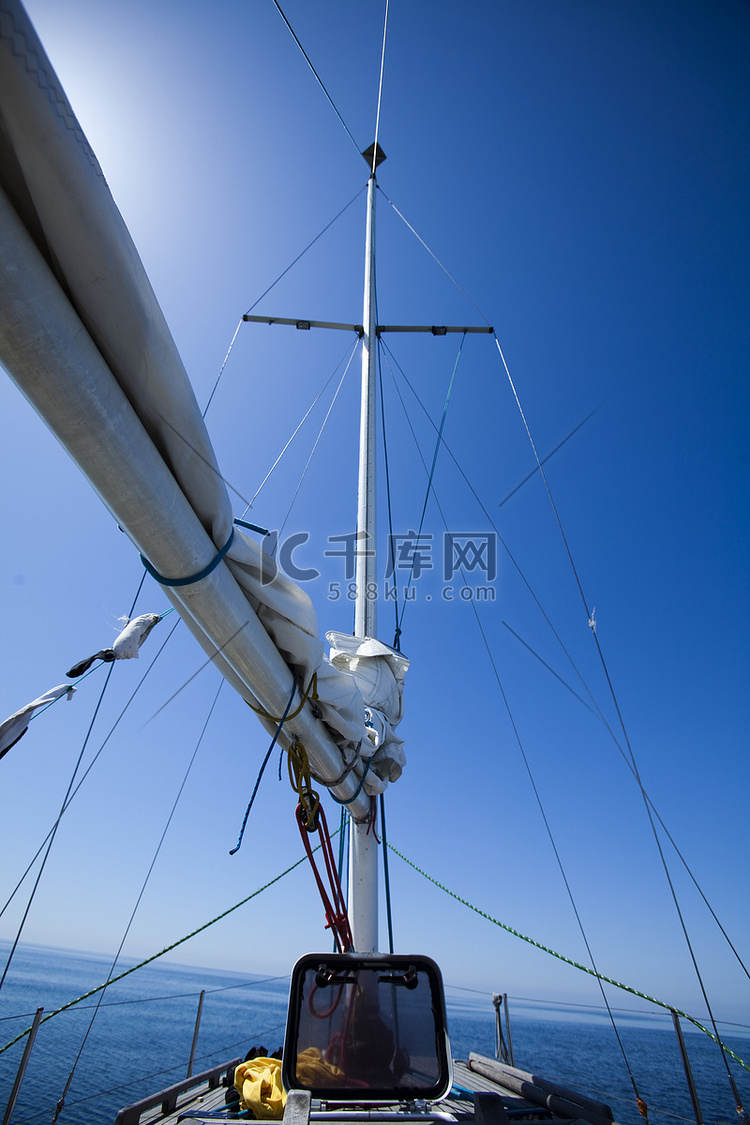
{"left": 0, "top": 0, "right": 401, "bottom": 809}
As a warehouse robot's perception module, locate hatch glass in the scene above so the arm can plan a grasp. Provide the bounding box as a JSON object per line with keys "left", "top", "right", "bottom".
{"left": 282, "top": 953, "right": 452, "bottom": 1102}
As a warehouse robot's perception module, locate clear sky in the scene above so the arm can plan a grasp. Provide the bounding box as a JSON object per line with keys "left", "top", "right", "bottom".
{"left": 1, "top": 0, "right": 748, "bottom": 1044}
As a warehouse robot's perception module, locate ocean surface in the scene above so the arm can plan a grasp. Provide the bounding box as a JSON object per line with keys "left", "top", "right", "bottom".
{"left": 0, "top": 943, "right": 747, "bottom": 1125}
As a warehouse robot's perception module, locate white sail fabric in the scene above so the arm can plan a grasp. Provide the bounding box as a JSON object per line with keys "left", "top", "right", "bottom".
{"left": 0, "top": 0, "right": 396, "bottom": 801}
{"left": 0, "top": 684, "right": 75, "bottom": 760}
{"left": 112, "top": 614, "right": 161, "bottom": 660}
{"left": 66, "top": 613, "right": 162, "bottom": 677}
{"left": 326, "top": 633, "right": 409, "bottom": 795}
{"left": 223, "top": 532, "right": 369, "bottom": 760}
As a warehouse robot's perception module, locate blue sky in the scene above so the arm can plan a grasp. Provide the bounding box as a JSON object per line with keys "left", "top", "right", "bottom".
{"left": 1, "top": 0, "right": 748, "bottom": 1047}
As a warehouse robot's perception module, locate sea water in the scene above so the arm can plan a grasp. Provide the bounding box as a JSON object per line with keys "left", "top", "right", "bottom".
{"left": 0, "top": 944, "right": 747, "bottom": 1125}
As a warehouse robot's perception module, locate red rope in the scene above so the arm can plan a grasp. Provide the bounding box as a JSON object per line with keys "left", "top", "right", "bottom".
{"left": 296, "top": 801, "right": 353, "bottom": 953}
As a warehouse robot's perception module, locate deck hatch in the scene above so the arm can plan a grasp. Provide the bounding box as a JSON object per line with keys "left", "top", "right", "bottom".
{"left": 282, "top": 953, "right": 452, "bottom": 1103}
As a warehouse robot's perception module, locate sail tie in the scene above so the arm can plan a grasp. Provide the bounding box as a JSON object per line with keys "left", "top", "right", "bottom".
{"left": 245, "top": 672, "right": 318, "bottom": 725}
{"left": 140, "top": 526, "right": 234, "bottom": 587}
{"left": 328, "top": 755, "right": 373, "bottom": 807}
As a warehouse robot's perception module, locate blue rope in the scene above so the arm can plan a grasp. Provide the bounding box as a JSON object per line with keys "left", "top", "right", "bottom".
{"left": 234, "top": 518, "right": 270, "bottom": 536}
{"left": 329, "top": 757, "right": 372, "bottom": 805}
{"left": 141, "top": 527, "right": 235, "bottom": 588}
{"left": 229, "top": 680, "right": 298, "bottom": 855}
{"left": 397, "top": 332, "right": 466, "bottom": 633}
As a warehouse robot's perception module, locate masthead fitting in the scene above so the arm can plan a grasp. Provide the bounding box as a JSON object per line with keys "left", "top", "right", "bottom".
{"left": 362, "top": 142, "right": 386, "bottom": 170}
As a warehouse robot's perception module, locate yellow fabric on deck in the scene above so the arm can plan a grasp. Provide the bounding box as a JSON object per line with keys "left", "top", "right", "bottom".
{"left": 296, "top": 1047, "right": 347, "bottom": 1087}
{"left": 234, "top": 1056, "right": 287, "bottom": 1119}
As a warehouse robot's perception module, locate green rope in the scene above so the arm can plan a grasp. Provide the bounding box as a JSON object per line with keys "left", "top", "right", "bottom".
{"left": 388, "top": 842, "right": 750, "bottom": 1076}
{"left": 0, "top": 845, "right": 320, "bottom": 1056}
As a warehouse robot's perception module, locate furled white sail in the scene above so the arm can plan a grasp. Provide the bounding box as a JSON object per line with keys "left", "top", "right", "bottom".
{"left": 327, "top": 634, "right": 408, "bottom": 795}
{"left": 0, "top": 0, "right": 397, "bottom": 813}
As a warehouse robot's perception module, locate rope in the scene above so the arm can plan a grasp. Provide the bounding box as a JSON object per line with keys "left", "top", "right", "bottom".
{"left": 387, "top": 842, "right": 750, "bottom": 1077}
{"left": 385, "top": 347, "right": 747, "bottom": 986}
{"left": 230, "top": 679, "right": 299, "bottom": 855}
{"left": 380, "top": 793, "right": 395, "bottom": 954}
{"left": 501, "top": 618, "right": 750, "bottom": 983}
{"left": 295, "top": 800, "right": 353, "bottom": 953}
{"left": 328, "top": 756, "right": 373, "bottom": 806}
{"left": 0, "top": 569, "right": 155, "bottom": 995}
{"left": 0, "top": 617, "right": 181, "bottom": 926}
{"left": 383, "top": 342, "right": 748, "bottom": 988}
{"left": 50, "top": 679, "right": 224, "bottom": 1123}
{"left": 202, "top": 317, "right": 242, "bottom": 418}
{"left": 387, "top": 337, "right": 747, "bottom": 1110}
{"left": 337, "top": 807, "right": 348, "bottom": 909}
{"left": 0, "top": 842, "right": 333, "bottom": 1056}
{"left": 285, "top": 738, "right": 353, "bottom": 951}
{"left": 244, "top": 672, "right": 318, "bottom": 725}
{"left": 140, "top": 526, "right": 234, "bottom": 588}
{"left": 497, "top": 407, "right": 600, "bottom": 510}
{"left": 386, "top": 376, "right": 643, "bottom": 1106}
{"left": 497, "top": 333, "right": 746, "bottom": 1111}
{"left": 396, "top": 331, "right": 466, "bottom": 636}
{"left": 287, "top": 738, "right": 320, "bottom": 830}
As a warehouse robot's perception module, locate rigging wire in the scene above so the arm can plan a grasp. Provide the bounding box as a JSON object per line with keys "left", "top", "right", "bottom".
{"left": 371, "top": 0, "right": 390, "bottom": 174}
{"left": 49, "top": 679, "right": 226, "bottom": 1123}
{"left": 244, "top": 188, "right": 366, "bottom": 320}
{"left": 0, "top": 840, "right": 337, "bottom": 1057}
{"left": 385, "top": 364, "right": 647, "bottom": 1110}
{"left": 0, "top": 616, "right": 181, "bottom": 926}
{"left": 380, "top": 336, "right": 746, "bottom": 984}
{"left": 379, "top": 187, "right": 491, "bottom": 326}
{"left": 55, "top": 1026, "right": 288, "bottom": 1121}
{"left": 501, "top": 619, "right": 750, "bottom": 983}
{"left": 387, "top": 843, "right": 750, "bottom": 1077}
{"left": 396, "top": 331, "right": 466, "bottom": 639}
{"left": 245, "top": 336, "right": 360, "bottom": 513}
{"left": 497, "top": 406, "right": 600, "bottom": 509}
{"left": 502, "top": 621, "right": 600, "bottom": 716}
{"left": 273, "top": 338, "right": 359, "bottom": 546}
{"left": 377, "top": 337, "right": 401, "bottom": 648}
{"left": 0, "top": 571, "right": 152, "bottom": 995}
{"left": 6, "top": 828, "right": 747, "bottom": 1082}
{"left": 497, "top": 334, "right": 747, "bottom": 1112}
{"left": 271, "top": 0, "right": 362, "bottom": 159}
{"left": 201, "top": 186, "right": 365, "bottom": 420}
{"left": 379, "top": 337, "right": 598, "bottom": 692}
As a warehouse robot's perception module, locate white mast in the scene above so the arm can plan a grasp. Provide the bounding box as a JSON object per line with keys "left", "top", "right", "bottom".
{"left": 349, "top": 155, "right": 383, "bottom": 953}
{"left": 354, "top": 171, "right": 378, "bottom": 642}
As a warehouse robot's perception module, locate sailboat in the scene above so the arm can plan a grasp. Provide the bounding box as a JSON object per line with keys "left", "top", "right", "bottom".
{"left": 1, "top": 2, "right": 748, "bottom": 1124}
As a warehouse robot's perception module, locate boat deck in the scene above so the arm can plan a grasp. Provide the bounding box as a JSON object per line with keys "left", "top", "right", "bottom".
{"left": 114, "top": 1055, "right": 618, "bottom": 1125}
